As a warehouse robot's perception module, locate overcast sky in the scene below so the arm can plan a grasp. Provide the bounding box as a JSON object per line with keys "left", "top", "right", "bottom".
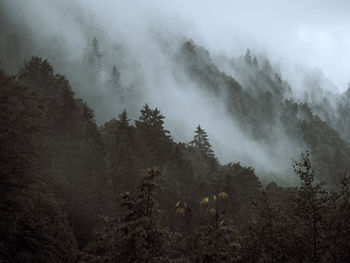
{"left": 82, "top": 0, "right": 350, "bottom": 91}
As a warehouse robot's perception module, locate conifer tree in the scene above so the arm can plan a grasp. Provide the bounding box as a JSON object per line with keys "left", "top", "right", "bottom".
{"left": 138, "top": 104, "right": 153, "bottom": 124}
{"left": 92, "top": 37, "right": 101, "bottom": 60}
{"left": 111, "top": 65, "right": 122, "bottom": 91}
{"left": 83, "top": 37, "right": 103, "bottom": 85}
{"left": 190, "top": 125, "right": 214, "bottom": 157}
{"left": 16, "top": 57, "right": 107, "bottom": 245}
{"left": 244, "top": 49, "right": 252, "bottom": 65}
{"left": 86, "top": 169, "right": 170, "bottom": 263}
{"left": 252, "top": 56, "right": 258, "bottom": 67}
{"left": 111, "top": 109, "right": 138, "bottom": 191}
{"left": 136, "top": 104, "right": 173, "bottom": 166}
{"left": 0, "top": 68, "right": 78, "bottom": 262}
{"left": 151, "top": 107, "right": 165, "bottom": 129}
{"left": 292, "top": 151, "right": 329, "bottom": 263}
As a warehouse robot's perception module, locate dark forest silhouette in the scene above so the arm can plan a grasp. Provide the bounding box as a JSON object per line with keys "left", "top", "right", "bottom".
{"left": 1, "top": 54, "right": 350, "bottom": 262}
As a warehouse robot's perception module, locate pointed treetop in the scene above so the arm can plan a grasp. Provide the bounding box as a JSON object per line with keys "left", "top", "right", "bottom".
{"left": 111, "top": 65, "right": 122, "bottom": 90}
{"left": 151, "top": 107, "right": 165, "bottom": 129}
{"left": 244, "top": 49, "right": 252, "bottom": 65}
{"left": 190, "top": 125, "right": 214, "bottom": 156}
{"left": 139, "top": 104, "right": 152, "bottom": 124}
{"left": 139, "top": 104, "right": 165, "bottom": 128}
{"left": 118, "top": 109, "right": 130, "bottom": 127}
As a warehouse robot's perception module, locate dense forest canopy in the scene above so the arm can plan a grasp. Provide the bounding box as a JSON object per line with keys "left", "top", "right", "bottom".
{"left": 1, "top": 1, "right": 350, "bottom": 262}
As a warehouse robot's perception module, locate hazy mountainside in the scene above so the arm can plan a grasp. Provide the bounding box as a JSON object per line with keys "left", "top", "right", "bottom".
{"left": 1, "top": 0, "right": 350, "bottom": 183}
{"left": 174, "top": 41, "right": 350, "bottom": 183}
{"left": 1, "top": 59, "right": 350, "bottom": 262}
{"left": 0, "top": 60, "right": 262, "bottom": 260}
{"left": 2, "top": 1, "right": 350, "bottom": 262}
{"left": 1, "top": 26, "right": 349, "bottom": 184}
{"left": 310, "top": 88, "right": 350, "bottom": 144}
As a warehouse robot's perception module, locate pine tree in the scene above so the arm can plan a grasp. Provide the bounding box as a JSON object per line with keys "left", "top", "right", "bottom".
{"left": 82, "top": 37, "right": 102, "bottom": 84}
{"left": 252, "top": 56, "right": 258, "bottom": 67}
{"left": 86, "top": 169, "right": 170, "bottom": 262}
{"left": 138, "top": 104, "right": 167, "bottom": 129}
{"left": 151, "top": 107, "right": 165, "bottom": 129}
{"left": 119, "top": 109, "right": 129, "bottom": 127}
{"left": 138, "top": 104, "right": 153, "bottom": 124}
{"left": 111, "top": 65, "right": 122, "bottom": 90}
{"left": 190, "top": 125, "right": 214, "bottom": 157}
{"left": 92, "top": 37, "right": 101, "bottom": 60}
{"left": 111, "top": 109, "right": 138, "bottom": 191}
{"left": 293, "top": 151, "right": 329, "bottom": 263}
{"left": 0, "top": 67, "right": 78, "bottom": 262}
{"left": 244, "top": 49, "right": 252, "bottom": 65}
{"left": 17, "top": 57, "right": 107, "bottom": 246}
{"left": 136, "top": 104, "right": 173, "bottom": 166}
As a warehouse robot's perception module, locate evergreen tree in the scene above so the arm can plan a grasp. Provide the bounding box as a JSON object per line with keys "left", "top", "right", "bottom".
{"left": 138, "top": 103, "right": 153, "bottom": 124}
{"left": 136, "top": 104, "right": 173, "bottom": 166}
{"left": 252, "top": 56, "right": 258, "bottom": 67}
{"left": 151, "top": 107, "right": 166, "bottom": 129}
{"left": 92, "top": 37, "right": 101, "bottom": 61}
{"left": 86, "top": 169, "right": 170, "bottom": 263}
{"left": 0, "top": 68, "right": 78, "bottom": 262}
{"left": 112, "top": 65, "right": 120, "bottom": 82}
{"left": 111, "top": 110, "right": 138, "bottom": 191}
{"left": 17, "top": 57, "right": 107, "bottom": 246}
{"left": 83, "top": 37, "right": 102, "bottom": 69}
{"left": 82, "top": 37, "right": 103, "bottom": 90}
{"left": 190, "top": 125, "right": 214, "bottom": 157}
{"left": 244, "top": 49, "right": 252, "bottom": 65}
{"left": 119, "top": 109, "right": 129, "bottom": 127}
{"left": 292, "top": 151, "right": 329, "bottom": 263}
{"left": 110, "top": 65, "right": 122, "bottom": 92}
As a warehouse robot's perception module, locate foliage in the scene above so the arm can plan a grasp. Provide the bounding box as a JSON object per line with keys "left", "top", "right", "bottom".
{"left": 86, "top": 168, "right": 171, "bottom": 263}
{"left": 1, "top": 54, "right": 350, "bottom": 263}
{"left": 189, "top": 125, "right": 214, "bottom": 157}
{"left": 0, "top": 64, "right": 78, "bottom": 263}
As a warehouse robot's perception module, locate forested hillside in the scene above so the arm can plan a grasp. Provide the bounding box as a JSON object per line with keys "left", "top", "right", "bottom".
{"left": 1, "top": 1, "right": 350, "bottom": 261}
{"left": 1, "top": 56, "right": 350, "bottom": 262}
{"left": 175, "top": 41, "right": 350, "bottom": 184}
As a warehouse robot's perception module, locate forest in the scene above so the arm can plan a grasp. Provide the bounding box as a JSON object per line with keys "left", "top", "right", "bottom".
{"left": 1, "top": 54, "right": 350, "bottom": 262}
{"left": 1, "top": 1, "right": 350, "bottom": 263}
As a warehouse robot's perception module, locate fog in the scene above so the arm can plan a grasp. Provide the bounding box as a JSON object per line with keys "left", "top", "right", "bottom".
{"left": 1, "top": 0, "right": 348, "bottom": 181}
{"left": 163, "top": 0, "right": 350, "bottom": 91}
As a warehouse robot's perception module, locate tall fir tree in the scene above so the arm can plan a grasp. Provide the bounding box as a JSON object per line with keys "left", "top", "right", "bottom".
{"left": 136, "top": 104, "right": 173, "bottom": 166}
{"left": 190, "top": 125, "right": 214, "bottom": 157}
{"left": 111, "top": 110, "right": 138, "bottom": 191}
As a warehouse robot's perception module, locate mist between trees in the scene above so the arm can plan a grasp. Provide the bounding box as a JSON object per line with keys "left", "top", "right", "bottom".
{"left": 1, "top": 57, "right": 350, "bottom": 262}
{"left": 1, "top": 1, "right": 350, "bottom": 262}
